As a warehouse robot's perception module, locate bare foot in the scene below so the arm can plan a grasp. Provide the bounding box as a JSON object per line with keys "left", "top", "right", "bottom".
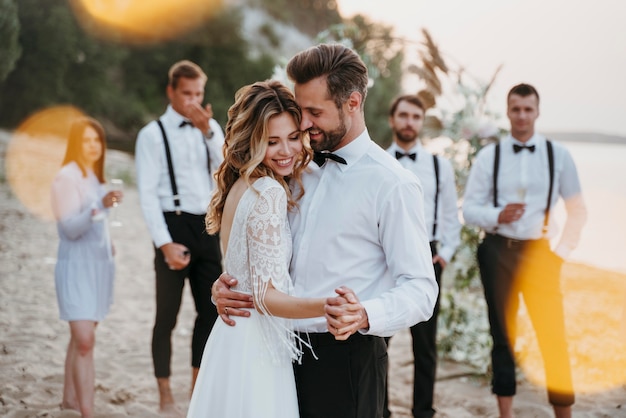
{"left": 157, "top": 377, "right": 182, "bottom": 416}
{"left": 160, "top": 403, "right": 184, "bottom": 418}
{"left": 61, "top": 401, "right": 80, "bottom": 412}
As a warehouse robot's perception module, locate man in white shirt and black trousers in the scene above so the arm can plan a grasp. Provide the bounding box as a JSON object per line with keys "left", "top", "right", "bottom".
{"left": 384, "top": 94, "right": 462, "bottom": 418}
{"left": 135, "top": 60, "right": 224, "bottom": 415}
{"left": 463, "top": 83, "right": 587, "bottom": 418}
{"left": 212, "top": 44, "right": 439, "bottom": 418}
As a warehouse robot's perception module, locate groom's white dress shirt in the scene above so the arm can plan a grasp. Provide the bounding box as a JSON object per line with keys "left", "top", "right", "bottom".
{"left": 289, "top": 130, "right": 438, "bottom": 336}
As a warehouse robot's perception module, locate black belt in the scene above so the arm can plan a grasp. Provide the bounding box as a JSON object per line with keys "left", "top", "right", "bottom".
{"left": 163, "top": 211, "right": 205, "bottom": 218}
{"left": 485, "top": 233, "right": 547, "bottom": 250}
{"left": 297, "top": 332, "right": 381, "bottom": 348}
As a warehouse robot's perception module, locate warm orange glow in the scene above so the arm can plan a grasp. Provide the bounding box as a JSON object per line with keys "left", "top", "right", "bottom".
{"left": 6, "top": 106, "right": 85, "bottom": 221}
{"left": 71, "top": 0, "right": 225, "bottom": 44}
{"left": 509, "top": 257, "right": 626, "bottom": 394}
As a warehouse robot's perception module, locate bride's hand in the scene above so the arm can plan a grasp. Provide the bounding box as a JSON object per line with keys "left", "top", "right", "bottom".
{"left": 325, "top": 286, "right": 368, "bottom": 340}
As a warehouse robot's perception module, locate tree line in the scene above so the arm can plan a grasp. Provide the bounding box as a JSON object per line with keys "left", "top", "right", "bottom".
{"left": 0, "top": 0, "right": 404, "bottom": 152}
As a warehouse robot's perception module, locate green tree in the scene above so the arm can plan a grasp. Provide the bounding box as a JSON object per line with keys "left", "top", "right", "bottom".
{"left": 0, "top": 0, "right": 128, "bottom": 131}
{"left": 0, "top": 0, "right": 21, "bottom": 82}
{"left": 0, "top": 0, "right": 77, "bottom": 125}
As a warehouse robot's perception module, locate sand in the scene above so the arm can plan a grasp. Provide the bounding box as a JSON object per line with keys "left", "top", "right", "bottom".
{"left": 1, "top": 143, "right": 625, "bottom": 417}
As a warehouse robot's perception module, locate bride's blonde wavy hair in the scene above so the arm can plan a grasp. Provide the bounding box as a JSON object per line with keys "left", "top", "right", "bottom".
{"left": 206, "top": 80, "right": 312, "bottom": 234}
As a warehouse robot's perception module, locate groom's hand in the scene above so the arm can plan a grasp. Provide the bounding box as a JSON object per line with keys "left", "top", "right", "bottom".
{"left": 212, "top": 273, "right": 254, "bottom": 326}
{"left": 325, "top": 286, "right": 368, "bottom": 341}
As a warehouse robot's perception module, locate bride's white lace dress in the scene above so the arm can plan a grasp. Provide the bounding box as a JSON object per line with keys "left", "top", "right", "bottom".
{"left": 187, "top": 177, "right": 301, "bottom": 418}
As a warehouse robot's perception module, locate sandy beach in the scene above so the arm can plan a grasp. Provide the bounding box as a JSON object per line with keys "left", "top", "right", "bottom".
{"left": 1, "top": 142, "right": 626, "bottom": 417}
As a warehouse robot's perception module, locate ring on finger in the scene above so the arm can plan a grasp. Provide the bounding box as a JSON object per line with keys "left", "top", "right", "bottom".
{"left": 224, "top": 307, "right": 229, "bottom": 315}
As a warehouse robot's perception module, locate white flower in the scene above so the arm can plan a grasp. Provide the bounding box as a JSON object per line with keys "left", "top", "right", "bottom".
{"left": 477, "top": 120, "right": 499, "bottom": 138}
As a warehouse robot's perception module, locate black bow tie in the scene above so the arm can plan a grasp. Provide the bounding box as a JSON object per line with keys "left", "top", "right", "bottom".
{"left": 513, "top": 144, "right": 535, "bottom": 153}
{"left": 313, "top": 151, "right": 347, "bottom": 167}
{"left": 395, "top": 151, "right": 417, "bottom": 161}
{"left": 179, "top": 120, "right": 194, "bottom": 128}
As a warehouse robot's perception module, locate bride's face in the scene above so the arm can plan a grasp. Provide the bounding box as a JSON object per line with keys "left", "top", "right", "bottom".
{"left": 262, "top": 112, "right": 303, "bottom": 178}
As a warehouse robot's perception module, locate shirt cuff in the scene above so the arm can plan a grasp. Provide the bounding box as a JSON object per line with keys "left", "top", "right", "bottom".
{"left": 154, "top": 233, "right": 172, "bottom": 250}
{"left": 360, "top": 298, "right": 385, "bottom": 335}
{"left": 488, "top": 207, "right": 503, "bottom": 228}
{"left": 438, "top": 246, "right": 455, "bottom": 264}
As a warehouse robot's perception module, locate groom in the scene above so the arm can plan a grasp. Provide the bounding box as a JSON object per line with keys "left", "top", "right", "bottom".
{"left": 213, "top": 44, "right": 438, "bottom": 418}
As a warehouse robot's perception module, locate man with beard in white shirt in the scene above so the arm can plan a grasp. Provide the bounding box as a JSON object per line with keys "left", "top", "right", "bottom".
{"left": 384, "top": 94, "right": 461, "bottom": 418}
{"left": 212, "top": 44, "right": 439, "bottom": 418}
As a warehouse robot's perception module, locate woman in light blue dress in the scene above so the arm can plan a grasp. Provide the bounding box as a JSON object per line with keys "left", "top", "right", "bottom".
{"left": 50, "top": 117, "right": 123, "bottom": 418}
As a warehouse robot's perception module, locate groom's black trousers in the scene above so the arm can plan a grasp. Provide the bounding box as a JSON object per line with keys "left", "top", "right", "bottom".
{"left": 294, "top": 332, "right": 387, "bottom": 418}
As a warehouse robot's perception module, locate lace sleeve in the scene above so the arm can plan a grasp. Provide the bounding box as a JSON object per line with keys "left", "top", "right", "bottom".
{"left": 247, "top": 185, "right": 291, "bottom": 294}
{"left": 247, "top": 184, "right": 304, "bottom": 364}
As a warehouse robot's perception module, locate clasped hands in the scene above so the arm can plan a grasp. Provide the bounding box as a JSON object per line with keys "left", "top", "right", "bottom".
{"left": 212, "top": 273, "right": 368, "bottom": 341}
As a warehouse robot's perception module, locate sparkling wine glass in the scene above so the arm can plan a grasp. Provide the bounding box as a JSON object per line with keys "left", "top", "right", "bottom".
{"left": 109, "top": 178, "right": 124, "bottom": 227}
{"left": 517, "top": 187, "right": 527, "bottom": 202}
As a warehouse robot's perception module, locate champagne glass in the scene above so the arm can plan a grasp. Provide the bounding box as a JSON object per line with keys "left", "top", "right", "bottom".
{"left": 109, "top": 178, "right": 124, "bottom": 227}
{"left": 517, "top": 187, "right": 527, "bottom": 203}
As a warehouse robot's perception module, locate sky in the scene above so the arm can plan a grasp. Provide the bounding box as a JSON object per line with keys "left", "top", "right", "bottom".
{"left": 337, "top": 0, "right": 626, "bottom": 137}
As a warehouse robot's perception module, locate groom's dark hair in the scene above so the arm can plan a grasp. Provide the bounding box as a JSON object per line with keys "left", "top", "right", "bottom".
{"left": 286, "top": 43, "right": 368, "bottom": 110}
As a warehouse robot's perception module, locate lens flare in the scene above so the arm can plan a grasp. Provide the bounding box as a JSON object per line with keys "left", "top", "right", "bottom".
{"left": 70, "top": 0, "right": 225, "bottom": 44}
{"left": 6, "top": 106, "right": 86, "bottom": 221}
{"left": 507, "top": 247, "right": 626, "bottom": 394}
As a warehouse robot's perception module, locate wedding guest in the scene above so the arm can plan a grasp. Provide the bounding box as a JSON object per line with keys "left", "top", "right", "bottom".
{"left": 462, "top": 83, "right": 587, "bottom": 418}
{"left": 134, "top": 60, "right": 224, "bottom": 414}
{"left": 212, "top": 43, "right": 439, "bottom": 418}
{"left": 187, "top": 79, "right": 361, "bottom": 418}
{"left": 384, "top": 94, "right": 461, "bottom": 418}
{"left": 51, "top": 117, "right": 123, "bottom": 418}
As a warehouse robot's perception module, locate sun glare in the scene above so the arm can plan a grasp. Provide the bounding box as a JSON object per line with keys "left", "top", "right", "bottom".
{"left": 6, "top": 106, "right": 86, "bottom": 221}
{"left": 71, "top": 0, "right": 225, "bottom": 44}
{"left": 509, "top": 254, "right": 626, "bottom": 394}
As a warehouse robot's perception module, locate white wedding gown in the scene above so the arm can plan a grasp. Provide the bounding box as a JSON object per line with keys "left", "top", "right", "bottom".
{"left": 187, "top": 177, "right": 301, "bottom": 418}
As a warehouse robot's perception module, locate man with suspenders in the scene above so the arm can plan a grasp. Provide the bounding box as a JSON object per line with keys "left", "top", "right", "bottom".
{"left": 463, "top": 83, "right": 587, "bottom": 418}
{"left": 135, "top": 60, "right": 224, "bottom": 415}
{"left": 385, "top": 95, "right": 461, "bottom": 418}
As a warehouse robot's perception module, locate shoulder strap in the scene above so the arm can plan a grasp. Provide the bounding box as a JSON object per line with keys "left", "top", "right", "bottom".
{"left": 156, "top": 119, "right": 181, "bottom": 214}
{"left": 432, "top": 154, "right": 440, "bottom": 237}
{"left": 543, "top": 140, "right": 555, "bottom": 234}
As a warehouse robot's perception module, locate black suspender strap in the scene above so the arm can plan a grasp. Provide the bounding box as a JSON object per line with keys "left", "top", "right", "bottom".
{"left": 202, "top": 133, "right": 212, "bottom": 175}
{"left": 156, "top": 119, "right": 181, "bottom": 215}
{"left": 432, "top": 154, "right": 440, "bottom": 237}
{"left": 492, "top": 143, "right": 501, "bottom": 232}
{"left": 543, "top": 140, "right": 555, "bottom": 234}
{"left": 493, "top": 143, "right": 500, "bottom": 208}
